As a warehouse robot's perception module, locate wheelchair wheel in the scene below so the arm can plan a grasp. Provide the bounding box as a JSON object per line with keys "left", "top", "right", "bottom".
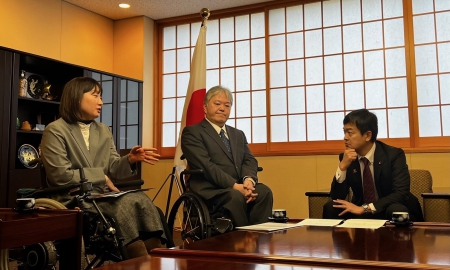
{"left": 0, "top": 242, "right": 57, "bottom": 270}
{"left": 167, "top": 192, "right": 211, "bottom": 247}
{"left": 81, "top": 212, "right": 124, "bottom": 268}
{"left": 0, "top": 198, "right": 85, "bottom": 270}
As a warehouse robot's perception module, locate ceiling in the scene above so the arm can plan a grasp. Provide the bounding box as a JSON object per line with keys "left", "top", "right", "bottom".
{"left": 63, "top": 0, "right": 275, "bottom": 21}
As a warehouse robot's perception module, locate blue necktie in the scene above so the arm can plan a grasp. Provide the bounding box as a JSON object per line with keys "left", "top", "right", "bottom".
{"left": 220, "top": 129, "right": 232, "bottom": 154}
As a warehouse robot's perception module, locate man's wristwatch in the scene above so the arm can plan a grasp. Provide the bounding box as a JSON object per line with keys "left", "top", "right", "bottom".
{"left": 362, "top": 204, "right": 369, "bottom": 214}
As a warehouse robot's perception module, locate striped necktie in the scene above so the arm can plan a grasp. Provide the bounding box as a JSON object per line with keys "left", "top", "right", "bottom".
{"left": 361, "top": 157, "right": 376, "bottom": 203}
{"left": 220, "top": 129, "right": 232, "bottom": 154}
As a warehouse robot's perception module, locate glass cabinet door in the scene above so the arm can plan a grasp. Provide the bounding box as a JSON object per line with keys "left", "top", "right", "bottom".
{"left": 120, "top": 79, "right": 141, "bottom": 150}
{"left": 89, "top": 71, "right": 142, "bottom": 151}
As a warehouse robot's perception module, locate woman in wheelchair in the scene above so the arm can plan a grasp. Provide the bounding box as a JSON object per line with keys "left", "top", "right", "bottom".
{"left": 40, "top": 77, "right": 169, "bottom": 259}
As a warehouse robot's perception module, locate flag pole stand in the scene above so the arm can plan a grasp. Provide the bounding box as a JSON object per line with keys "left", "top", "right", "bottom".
{"left": 152, "top": 166, "right": 183, "bottom": 218}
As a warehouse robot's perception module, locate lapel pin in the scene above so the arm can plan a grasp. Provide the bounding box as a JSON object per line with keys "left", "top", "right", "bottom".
{"left": 379, "top": 161, "right": 382, "bottom": 165}
{"left": 353, "top": 169, "right": 357, "bottom": 173}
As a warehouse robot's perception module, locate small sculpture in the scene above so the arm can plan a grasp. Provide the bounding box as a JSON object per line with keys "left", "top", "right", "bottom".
{"left": 21, "top": 121, "right": 31, "bottom": 131}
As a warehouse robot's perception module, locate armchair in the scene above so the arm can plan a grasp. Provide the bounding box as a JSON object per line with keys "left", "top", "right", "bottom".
{"left": 305, "top": 169, "right": 450, "bottom": 223}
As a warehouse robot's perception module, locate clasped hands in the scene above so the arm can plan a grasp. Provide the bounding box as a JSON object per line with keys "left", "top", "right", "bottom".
{"left": 234, "top": 178, "right": 258, "bottom": 203}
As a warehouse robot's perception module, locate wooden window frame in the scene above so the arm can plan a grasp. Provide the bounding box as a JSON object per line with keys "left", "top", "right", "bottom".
{"left": 154, "top": 0, "right": 450, "bottom": 158}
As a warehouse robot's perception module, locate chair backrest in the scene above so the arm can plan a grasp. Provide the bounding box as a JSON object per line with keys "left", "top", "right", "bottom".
{"left": 409, "top": 169, "right": 433, "bottom": 212}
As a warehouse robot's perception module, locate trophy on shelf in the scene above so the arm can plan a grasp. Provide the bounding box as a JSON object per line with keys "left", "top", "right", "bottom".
{"left": 41, "top": 80, "right": 56, "bottom": 101}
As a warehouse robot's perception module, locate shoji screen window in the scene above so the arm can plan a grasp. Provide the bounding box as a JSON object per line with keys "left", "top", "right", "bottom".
{"left": 161, "top": 12, "right": 268, "bottom": 151}
{"left": 412, "top": 0, "right": 450, "bottom": 144}
{"left": 268, "top": 0, "right": 409, "bottom": 144}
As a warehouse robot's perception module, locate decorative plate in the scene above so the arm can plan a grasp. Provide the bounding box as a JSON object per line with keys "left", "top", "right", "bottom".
{"left": 27, "top": 74, "right": 44, "bottom": 99}
{"left": 18, "top": 144, "right": 39, "bottom": 169}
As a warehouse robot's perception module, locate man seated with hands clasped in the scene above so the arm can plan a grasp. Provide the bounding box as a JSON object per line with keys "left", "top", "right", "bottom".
{"left": 181, "top": 85, "right": 273, "bottom": 227}
{"left": 323, "top": 109, "right": 424, "bottom": 222}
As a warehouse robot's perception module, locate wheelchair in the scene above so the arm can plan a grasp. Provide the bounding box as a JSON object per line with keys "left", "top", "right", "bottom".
{"left": 1, "top": 159, "right": 169, "bottom": 270}
{"left": 167, "top": 166, "right": 262, "bottom": 247}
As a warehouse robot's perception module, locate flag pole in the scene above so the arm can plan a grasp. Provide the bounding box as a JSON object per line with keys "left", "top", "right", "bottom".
{"left": 155, "top": 8, "right": 209, "bottom": 219}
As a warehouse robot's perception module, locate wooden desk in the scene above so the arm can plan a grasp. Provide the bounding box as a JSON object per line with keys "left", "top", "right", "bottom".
{"left": 93, "top": 254, "right": 369, "bottom": 270}
{"left": 0, "top": 208, "right": 83, "bottom": 270}
{"left": 152, "top": 224, "right": 450, "bottom": 270}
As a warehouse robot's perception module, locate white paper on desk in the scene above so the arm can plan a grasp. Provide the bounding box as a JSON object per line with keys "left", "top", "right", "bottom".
{"left": 236, "top": 222, "right": 302, "bottom": 232}
{"left": 337, "top": 219, "right": 387, "bottom": 229}
{"left": 90, "top": 188, "right": 151, "bottom": 199}
{"left": 296, "top": 219, "right": 343, "bottom": 227}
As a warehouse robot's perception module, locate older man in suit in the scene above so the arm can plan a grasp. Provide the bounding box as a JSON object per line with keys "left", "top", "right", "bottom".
{"left": 181, "top": 85, "right": 273, "bottom": 227}
{"left": 323, "top": 109, "right": 424, "bottom": 221}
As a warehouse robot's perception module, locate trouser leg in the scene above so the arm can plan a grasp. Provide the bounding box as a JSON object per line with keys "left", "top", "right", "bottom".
{"left": 209, "top": 189, "right": 249, "bottom": 227}
{"left": 248, "top": 183, "right": 273, "bottom": 225}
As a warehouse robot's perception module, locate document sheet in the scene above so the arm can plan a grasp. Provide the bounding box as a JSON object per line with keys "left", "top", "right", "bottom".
{"left": 337, "top": 219, "right": 387, "bottom": 229}
{"left": 296, "top": 218, "right": 343, "bottom": 226}
{"left": 236, "top": 218, "right": 387, "bottom": 231}
{"left": 236, "top": 222, "right": 302, "bottom": 232}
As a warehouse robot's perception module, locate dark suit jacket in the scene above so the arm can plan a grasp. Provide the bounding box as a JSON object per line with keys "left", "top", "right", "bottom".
{"left": 181, "top": 119, "right": 258, "bottom": 200}
{"left": 330, "top": 141, "right": 411, "bottom": 212}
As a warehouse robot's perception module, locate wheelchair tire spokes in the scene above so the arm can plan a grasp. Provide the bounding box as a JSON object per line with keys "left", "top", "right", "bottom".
{"left": 1, "top": 247, "right": 23, "bottom": 270}
{"left": 168, "top": 192, "right": 211, "bottom": 247}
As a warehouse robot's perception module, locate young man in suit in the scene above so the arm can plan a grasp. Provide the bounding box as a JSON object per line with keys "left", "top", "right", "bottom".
{"left": 323, "top": 109, "right": 424, "bottom": 221}
{"left": 181, "top": 85, "right": 273, "bottom": 227}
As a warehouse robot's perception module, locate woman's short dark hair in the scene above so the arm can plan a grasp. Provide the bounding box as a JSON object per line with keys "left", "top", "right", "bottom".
{"left": 59, "top": 77, "right": 102, "bottom": 123}
{"left": 343, "top": 109, "right": 378, "bottom": 142}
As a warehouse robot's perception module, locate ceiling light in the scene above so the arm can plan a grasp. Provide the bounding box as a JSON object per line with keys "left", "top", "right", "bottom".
{"left": 119, "top": 3, "right": 130, "bottom": 8}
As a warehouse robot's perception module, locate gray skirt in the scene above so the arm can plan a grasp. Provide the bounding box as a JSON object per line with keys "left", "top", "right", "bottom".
{"left": 91, "top": 191, "right": 166, "bottom": 245}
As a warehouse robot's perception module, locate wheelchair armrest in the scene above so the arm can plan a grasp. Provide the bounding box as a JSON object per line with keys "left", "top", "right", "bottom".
{"left": 21, "top": 183, "right": 81, "bottom": 198}
{"left": 115, "top": 179, "right": 144, "bottom": 188}
{"left": 44, "top": 184, "right": 81, "bottom": 194}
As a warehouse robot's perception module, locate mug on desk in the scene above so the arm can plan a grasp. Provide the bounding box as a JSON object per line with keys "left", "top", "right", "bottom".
{"left": 16, "top": 198, "right": 35, "bottom": 211}
{"left": 272, "top": 209, "right": 287, "bottom": 219}
{"left": 392, "top": 212, "right": 409, "bottom": 223}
